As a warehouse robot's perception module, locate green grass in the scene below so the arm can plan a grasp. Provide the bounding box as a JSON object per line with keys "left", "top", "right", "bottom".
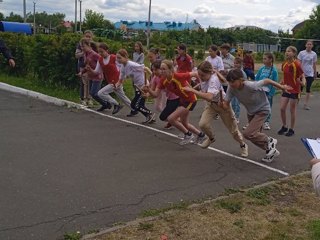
{"left": 307, "top": 219, "right": 320, "bottom": 240}
{"left": 141, "top": 201, "right": 189, "bottom": 217}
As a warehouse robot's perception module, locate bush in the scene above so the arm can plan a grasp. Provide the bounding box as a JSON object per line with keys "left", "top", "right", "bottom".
{"left": 196, "top": 49, "right": 205, "bottom": 60}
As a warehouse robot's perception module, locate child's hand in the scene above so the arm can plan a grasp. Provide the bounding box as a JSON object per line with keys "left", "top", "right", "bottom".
{"left": 142, "top": 85, "right": 149, "bottom": 92}
{"left": 282, "top": 84, "right": 293, "bottom": 93}
{"left": 182, "top": 86, "right": 193, "bottom": 92}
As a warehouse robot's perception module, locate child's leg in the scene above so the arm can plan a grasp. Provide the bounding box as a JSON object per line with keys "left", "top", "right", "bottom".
{"left": 167, "top": 106, "right": 189, "bottom": 134}
{"left": 90, "top": 81, "right": 109, "bottom": 107}
{"left": 243, "top": 112, "right": 269, "bottom": 150}
{"left": 82, "top": 76, "right": 89, "bottom": 101}
{"left": 219, "top": 106, "right": 245, "bottom": 146}
{"left": 280, "top": 96, "right": 289, "bottom": 127}
{"left": 265, "top": 95, "right": 273, "bottom": 123}
{"left": 115, "top": 85, "right": 132, "bottom": 108}
{"left": 130, "top": 89, "right": 151, "bottom": 117}
{"left": 289, "top": 98, "right": 298, "bottom": 129}
{"left": 98, "top": 84, "right": 118, "bottom": 106}
{"left": 231, "top": 97, "right": 240, "bottom": 120}
{"left": 199, "top": 102, "right": 216, "bottom": 140}
{"left": 159, "top": 98, "right": 180, "bottom": 122}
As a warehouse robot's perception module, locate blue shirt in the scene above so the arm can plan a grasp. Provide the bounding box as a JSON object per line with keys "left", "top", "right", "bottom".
{"left": 255, "top": 65, "right": 278, "bottom": 97}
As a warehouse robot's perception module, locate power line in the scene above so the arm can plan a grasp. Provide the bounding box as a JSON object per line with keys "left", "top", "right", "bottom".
{"left": 269, "top": 36, "right": 320, "bottom": 42}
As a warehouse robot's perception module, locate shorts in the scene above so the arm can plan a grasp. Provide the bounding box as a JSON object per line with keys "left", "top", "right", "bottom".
{"left": 305, "top": 76, "right": 314, "bottom": 93}
{"left": 282, "top": 92, "right": 299, "bottom": 99}
{"left": 179, "top": 100, "right": 197, "bottom": 111}
{"left": 159, "top": 98, "right": 180, "bottom": 121}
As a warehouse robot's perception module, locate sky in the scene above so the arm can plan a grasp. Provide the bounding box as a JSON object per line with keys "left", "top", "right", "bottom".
{"left": 1, "top": 0, "right": 320, "bottom": 33}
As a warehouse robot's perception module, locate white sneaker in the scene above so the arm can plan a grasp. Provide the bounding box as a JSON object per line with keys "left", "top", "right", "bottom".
{"left": 194, "top": 133, "right": 206, "bottom": 145}
{"left": 240, "top": 144, "right": 249, "bottom": 157}
{"left": 263, "top": 122, "right": 271, "bottom": 130}
{"left": 214, "top": 114, "right": 220, "bottom": 120}
{"left": 261, "top": 149, "right": 280, "bottom": 163}
{"left": 179, "top": 134, "right": 195, "bottom": 145}
{"left": 199, "top": 137, "right": 215, "bottom": 149}
{"left": 266, "top": 137, "right": 278, "bottom": 157}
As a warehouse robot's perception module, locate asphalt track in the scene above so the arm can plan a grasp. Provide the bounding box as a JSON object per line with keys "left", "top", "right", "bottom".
{"left": 0, "top": 86, "right": 319, "bottom": 240}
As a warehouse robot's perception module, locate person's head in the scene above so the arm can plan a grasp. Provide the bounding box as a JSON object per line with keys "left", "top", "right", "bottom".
{"left": 80, "top": 38, "right": 94, "bottom": 53}
{"left": 305, "top": 40, "right": 314, "bottom": 51}
{"left": 160, "top": 59, "right": 174, "bottom": 78}
{"left": 234, "top": 57, "right": 243, "bottom": 70}
{"left": 226, "top": 69, "right": 245, "bottom": 89}
{"left": 134, "top": 41, "right": 144, "bottom": 53}
{"left": 151, "top": 60, "right": 162, "bottom": 76}
{"left": 263, "top": 52, "right": 274, "bottom": 67}
{"left": 98, "top": 43, "right": 109, "bottom": 58}
{"left": 148, "top": 48, "right": 160, "bottom": 63}
{"left": 208, "top": 45, "right": 219, "bottom": 58}
{"left": 83, "top": 30, "right": 93, "bottom": 40}
{"left": 220, "top": 43, "right": 231, "bottom": 56}
{"left": 285, "top": 46, "right": 298, "bottom": 60}
{"left": 197, "top": 61, "right": 213, "bottom": 82}
{"left": 177, "top": 43, "right": 187, "bottom": 55}
{"left": 116, "top": 49, "right": 129, "bottom": 64}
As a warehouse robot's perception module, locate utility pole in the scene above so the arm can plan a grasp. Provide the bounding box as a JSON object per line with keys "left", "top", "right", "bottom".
{"left": 74, "top": 0, "right": 77, "bottom": 32}
{"left": 79, "top": 0, "right": 82, "bottom": 33}
{"left": 23, "top": 0, "right": 27, "bottom": 22}
{"left": 147, "top": 0, "right": 151, "bottom": 49}
{"left": 33, "top": 1, "right": 36, "bottom": 35}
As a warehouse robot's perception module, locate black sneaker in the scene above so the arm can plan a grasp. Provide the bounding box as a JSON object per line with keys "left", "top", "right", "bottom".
{"left": 106, "top": 102, "right": 112, "bottom": 109}
{"left": 126, "top": 111, "right": 139, "bottom": 117}
{"left": 277, "top": 126, "right": 288, "bottom": 135}
{"left": 112, "top": 105, "right": 123, "bottom": 115}
{"left": 96, "top": 106, "right": 107, "bottom": 112}
{"left": 285, "top": 128, "right": 295, "bottom": 137}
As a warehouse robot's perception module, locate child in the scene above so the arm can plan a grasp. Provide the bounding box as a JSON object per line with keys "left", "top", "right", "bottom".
{"left": 132, "top": 41, "right": 145, "bottom": 64}
{"left": 255, "top": 52, "right": 278, "bottom": 130}
{"left": 297, "top": 40, "right": 317, "bottom": 110}
{"left": 175, "top": 43, "right": 193, "bottom": 73}
{"left": 221, "top": 69, "right": 292, "bottom": 163}
{"left": 205, "top": 44, "right": 224, "bottom": 72}
{"left": 116, "top": 49, "right": 155, "bottom": 124}
{"left": 182, "top": 61, "right": 248, "bottom": 157}
{"left": 88, "top": 43, "right": 132, "bottom": 114}
{"left": 310, "top": 158, "right": 320, "bottom": 196}
{"left": 278, "top": 46, "right": 305, "bottom": 137}
{"left": 243, "top": 50, "right": 255, "bottom": 80}
{"left": 80, "top": 38, "right": 110, "bottom": 110}
{"left": 146, "top": 60, "right": 205, "bottom": 145}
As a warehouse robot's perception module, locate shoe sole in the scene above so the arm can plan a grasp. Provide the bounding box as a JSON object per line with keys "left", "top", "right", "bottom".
{"left": 261, "top": 149, "right": 280, "bottom": 163}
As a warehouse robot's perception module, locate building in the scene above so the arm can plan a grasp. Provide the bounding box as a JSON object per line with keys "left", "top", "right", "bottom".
{"left": 292, "top": 20, "right": 309, "bottom": 35}
{"left": 114, "top": 19, "right": 201, "bottom": 32}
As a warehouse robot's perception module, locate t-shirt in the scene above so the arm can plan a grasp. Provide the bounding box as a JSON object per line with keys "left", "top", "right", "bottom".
{"left": 225, "top": 80, "right": 270, "bottom": 115}
{"left": 176, "top": 54, "right": 193, "bottom": 73}
{"left": 133, "top": 52, "right": 145, "bottom": 64}
{"left": 200, "top": 74, "right": 225, "bottom": 103}
{"left": 84, "top": 50, "right": 103, "bottom": 81}
{"left": 221, "top": 53, "right": 235, "bottom": 71}
{"left": 282, "top": 60, "right": 304, "bottom": 94}
{"left": 205, "top": 56, "right": 224, "bottom": 71}
{"left": 158, "top": 72, "right": 197, "bottom": 103}
{"left": 255, "top": 65, "right": 279, "bottom": 96}
{"left": 297, "top": 50, "right": 317, "bottom": 77}
{"left": 119, "top": 60, "right": 145, "bottom": 88}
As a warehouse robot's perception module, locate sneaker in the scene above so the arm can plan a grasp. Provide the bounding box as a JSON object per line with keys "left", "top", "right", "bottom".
{"left": 143, "top": 113, "right": 156, "bottom": 124}
{"left": 214, "top": 114, "right": 220, "bottom": 120}
{"left": 96, "top": 105, "right": 107, "bottom": 112}
{"left": 179, "top": 133, "right": 195, "bottom": 145}
{"left": 106, "top": 102, "right": 112, "bottom": 109}
{"left": 127, "top": 111, "right": 139, "bottom": 117}
{"left": 242, "top": 123, "right": 249, "bottom": 130}
{"left": 261, "top": 149, "right": 280, "bottom": 163}
{"left": 266, "top": 137, "right": 278, "bottom": 157}
{"left": 303, "top": 105, "right": 311, "bottom": 110}
{"left": 194, "top": 132, "right": 206, "bottom": 144}
{"left": 263, "top": 122, "right": 271, "bottom": 130}
{"left": 88, "top": 99, "right": 94, "bottom": 108}
{"left": 240, "top": 143, "right": 249, "bottom": 157}
{"left": 80, "top": 100, "right": 88, "bottom": 106}
{"left": 199, "top": 137, "right": 215, "bottom": 149}
{"left": 277, "top": 126, "right": 288, "bottom": 135}
{"left": 112, "top": 105, "right": 123, "bottom": 114}
{"left": 285, "top": 128, "right": 295, "bottom": 137}
{"left": 164, "top": 122, "right": 173, "bottom": 130}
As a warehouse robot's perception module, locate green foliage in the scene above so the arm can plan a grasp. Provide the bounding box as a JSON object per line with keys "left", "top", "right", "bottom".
{"left": 246, "top": 187, "right": 271, "bottom": 205}
{"left": 217, "top": 199, "right": 243, "bottom": 213}
{"left": 4, "top": 12, "right": 23, "bottom": 22}
{"left": 196, "top": 49, "right": 205, "bottom": 60}
{"left": 307, "top": 219, "right": 320, "bottom": 240}
{"left": 84, "top": 9, "right": 106, "bottom": 30}
{"left": 26, "top": 11, "right": 65, "bottom": 28}
{"left": 165, "top": 47, "right": 175, "bottom": 59}
{"left": 188, "top": 48, "right": 195, "bottom": 58}
{"left": 63, "top": 232, "right": 81, "bottom": 240}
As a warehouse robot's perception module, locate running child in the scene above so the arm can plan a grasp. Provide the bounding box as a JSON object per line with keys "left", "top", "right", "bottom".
{"left": 182, "top": 61, "right": 248, "bottom": 157}
{"left": 116, "top": 49, "right": 155, "bottom": 123}
{"left": 221, "top": 69, "right": 292, "bottom": 163}
{"left": 278, "top": 46, "right": 305, "bottom": 137}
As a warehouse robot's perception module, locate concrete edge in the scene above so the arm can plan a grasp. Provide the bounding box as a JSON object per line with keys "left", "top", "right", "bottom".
{"left": 81, "top": 171, "right": 311, "bottom": 240}
{"left": 0, "top": 82, "right": 85, "bottom": 109}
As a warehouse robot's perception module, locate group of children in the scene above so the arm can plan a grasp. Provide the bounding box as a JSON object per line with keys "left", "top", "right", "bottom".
{"left": 75, "top": 32, "right": 314, "bottom": 163}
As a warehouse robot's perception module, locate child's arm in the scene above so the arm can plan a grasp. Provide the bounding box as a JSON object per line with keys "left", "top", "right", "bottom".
{"left": 311, "top": 158, "right": 320, "bottom": 196}
{"left": 182, "top": 86, "right": 214, "bottom": 102}
{"left": 214, "top": 69, "right": 228, "bottom": 84}
{"left": 262, "top": 79, "right": 292, "bottom": 92}
{"left": 144, "top": 85, "right": 161, "bottom": 98}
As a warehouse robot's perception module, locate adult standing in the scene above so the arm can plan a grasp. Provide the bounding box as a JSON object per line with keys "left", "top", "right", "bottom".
{"left": 0, "top": 39, "right": 15, "bottom": 68}
{"left": 297, "top": 40, "right": 317, "bottom": 110}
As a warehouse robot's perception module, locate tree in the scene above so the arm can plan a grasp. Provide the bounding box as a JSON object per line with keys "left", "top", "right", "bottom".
{"left": 26, "top": 11, "right": 65, "bottom": 28}
{"left": 5, "top": 12, "right": 23, "bottom": 22}
{"left": 0, "top": 12, "right": 4, "bottom": 21}
{"left": 83, "top": 9, "right": 105, "bottom": 30}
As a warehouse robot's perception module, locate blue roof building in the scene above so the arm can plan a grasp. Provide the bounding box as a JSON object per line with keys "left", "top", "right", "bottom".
{"left": 114, "top": 20, "right": 201, "bottom": 31}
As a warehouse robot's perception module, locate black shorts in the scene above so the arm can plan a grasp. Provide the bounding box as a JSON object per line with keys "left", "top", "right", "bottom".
{"left": 179, "top": 100, "right": 197, "bottom": 111}
{"left": 159, "top": 98, "right": 180, "bottom": 121}
{"left": 282, "top": 92, "right": 299, "bottom": 99}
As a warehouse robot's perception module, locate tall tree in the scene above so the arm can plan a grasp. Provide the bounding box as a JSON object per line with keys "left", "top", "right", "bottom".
{"left": 83, "top": 9, "right": 105, "bottom": 29}
{"left": 4, "top": 12, "right": 23, "bottom": 22}
{"left": 295, "top": 5, "right": 320, "bottom": 40}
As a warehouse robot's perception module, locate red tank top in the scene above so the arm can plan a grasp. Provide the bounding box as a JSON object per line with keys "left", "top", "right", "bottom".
{"left": 98, "top": 54, "right": 120, "bottom": 84}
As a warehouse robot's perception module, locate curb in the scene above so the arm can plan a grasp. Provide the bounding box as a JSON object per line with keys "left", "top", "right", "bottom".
{"left": 0, "top": 82, "right": 85, "bottom": 109}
